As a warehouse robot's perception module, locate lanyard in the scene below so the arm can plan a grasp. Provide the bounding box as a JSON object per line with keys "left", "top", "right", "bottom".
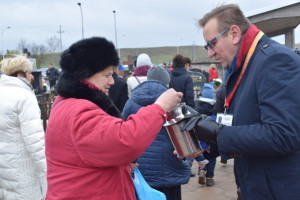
{"left": 224, "top": 31, "right": 264, "bottom": 112}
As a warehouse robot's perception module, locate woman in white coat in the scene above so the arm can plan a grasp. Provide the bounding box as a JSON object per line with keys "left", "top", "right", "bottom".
{"left": 0, "top": 56, "right": 47, "bottom": 200}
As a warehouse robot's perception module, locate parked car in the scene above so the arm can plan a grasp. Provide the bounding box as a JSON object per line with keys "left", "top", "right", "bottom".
{"left": 39, "top": 68, "right": 49, "bottom": 80}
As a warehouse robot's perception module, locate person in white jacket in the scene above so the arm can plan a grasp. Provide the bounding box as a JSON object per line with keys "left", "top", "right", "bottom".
{"left": 0, "top": 56, "right": 47, "bottom": 200}
{"left": 127, "top": 53, "right": 152, "bottom": 97}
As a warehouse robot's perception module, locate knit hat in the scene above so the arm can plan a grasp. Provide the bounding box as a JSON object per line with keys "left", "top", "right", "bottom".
{"left": 136, "top": 53, "right": 152, "bottom": 67}
{"left": 59, "top": 37, "right": 119, "bottom": 80}
{"left": 147, "top": 65, "right": 170, "bottom": 85}
{"left": 202, "top": 83, "right": 215, "bottom": 99}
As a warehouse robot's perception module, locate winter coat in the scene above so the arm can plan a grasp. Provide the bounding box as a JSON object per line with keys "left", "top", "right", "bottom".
{"left": 195, "top": 97, "right": 216, "bottom": 116}
{"left": 122, "top": 80, "right": 190, "bottom": 187}
{"left": 218, "top": 25, "right": 300, "bottom": 200}
{"left": 46, "top": 67, "right": 59, "bottom": 81}
{"left": 46, "top": 76, "right": 167, "bottom": 200}
{"left": 0, "top": 75, "right": 47, "bottom": 200}
{"left": 212, "top": 83, "right": 226, "bottom": 115}
{"left": 208, "top": 67, "right": 218, "bottom": 82}
{"left": 127, "top": 65, "right": 150, "bottom": 98}
{"left": 109, "top": 72, "right": 128, "bottom": 112}
{"left": 169, "top": 67, "right": 195, "bottom": 108}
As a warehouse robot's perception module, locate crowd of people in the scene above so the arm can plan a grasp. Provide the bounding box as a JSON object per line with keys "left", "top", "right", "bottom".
{"left": 1, "top": 3, "right": 300, "bottom": 200}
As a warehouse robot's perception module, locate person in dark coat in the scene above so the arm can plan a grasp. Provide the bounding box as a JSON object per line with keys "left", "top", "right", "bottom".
{"left": 122, "top": 66, "right": 190, "bottom": 200}
{"left": 169, "top": 54, "right": 196, "bottom": 176}
{"left": 109, "top": 66, "right": 128, "bottom": 112}
{"left": 189, "top": 4, "right": 300, "bottom": 200}
{"left": 169, "top": 54, "right": 195, "bottom": 108}
{"left": 194, "top": 83, "right": 219, "bottom": 187}
{"left": 46, "top": 63, "right": 60, "bottom": 89}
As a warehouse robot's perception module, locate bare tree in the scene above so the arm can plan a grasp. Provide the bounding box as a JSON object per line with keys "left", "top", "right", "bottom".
{"left": 38, "top": 45, "right": 47, "bottom": 55}
{"left": 28, "top": 43, "right": 38, "bottom": 55}
{"left": 27, "top": 42, "right": 47, "bottom": 55}
{"left": 46, "top": 36, "right": 60, "bottom": 53}
{"left": 17, "top": 38, "right": 27, "bottom": 52}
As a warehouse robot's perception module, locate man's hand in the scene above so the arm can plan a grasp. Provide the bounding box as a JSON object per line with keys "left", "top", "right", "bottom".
{"left": 184, "top": 114, "right": 223, "bottom": 144}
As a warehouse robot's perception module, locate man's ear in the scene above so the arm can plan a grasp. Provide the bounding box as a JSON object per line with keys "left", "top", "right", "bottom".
{"left": 230, "top": 25, "right": 242, "bottom": 45}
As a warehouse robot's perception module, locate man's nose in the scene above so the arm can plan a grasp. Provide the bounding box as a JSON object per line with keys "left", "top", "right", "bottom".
{"left": 207, "top": 48, "right": 216, "bottom": 58}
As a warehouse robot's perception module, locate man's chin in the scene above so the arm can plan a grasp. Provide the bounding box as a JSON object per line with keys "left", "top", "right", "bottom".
{"left": 221, "top": 62, "right": 229, "bottom": 69}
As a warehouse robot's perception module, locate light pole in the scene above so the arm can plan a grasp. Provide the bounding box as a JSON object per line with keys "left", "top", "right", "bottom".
{"left": 2, "top": 26, "right": 11, "bottom": 60}
{"left": 57, "top": 25, "right": 64, "bottom": 52}
{"left": 112, "top": 10, "right": 120, "bottom": 56}
{"left": 77, "top": 2, "right": 84, "bottom": 39}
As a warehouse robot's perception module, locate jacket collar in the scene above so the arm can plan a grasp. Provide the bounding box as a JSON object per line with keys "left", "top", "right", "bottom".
{"left": 235, "top": 24, "right": 260, "bottom": 69}
{"left": 171, "top": 67, "right": 187, "bottom": 76}
{"left": 56, "top": 75, "right": 121, "bottom": 118}
{"left": 0, "top": 74, "right": 34, "bottom": 92}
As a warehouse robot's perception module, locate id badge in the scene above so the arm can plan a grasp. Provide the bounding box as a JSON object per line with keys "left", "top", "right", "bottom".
{"left": 216, "top": 113, "right": 233, "bottom": 126}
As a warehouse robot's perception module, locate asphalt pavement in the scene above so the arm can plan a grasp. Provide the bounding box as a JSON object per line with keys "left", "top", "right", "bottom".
{"left": 182, "top": 157, "right": 238, "bottom": 200}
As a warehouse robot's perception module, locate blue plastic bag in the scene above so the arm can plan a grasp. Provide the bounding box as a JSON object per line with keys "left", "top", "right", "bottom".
{"left": 132, "top": 168, "right": 166, "bottom": 200}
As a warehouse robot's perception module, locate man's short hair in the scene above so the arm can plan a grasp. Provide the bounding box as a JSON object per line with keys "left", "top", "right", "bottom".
{"left": 199, "top": 4, "right": 251, "bottom": 35}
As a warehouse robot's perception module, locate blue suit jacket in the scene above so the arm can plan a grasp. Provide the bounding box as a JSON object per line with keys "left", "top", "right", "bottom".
{"left": 218, "top": 35, "right": 300, "bottom": 199}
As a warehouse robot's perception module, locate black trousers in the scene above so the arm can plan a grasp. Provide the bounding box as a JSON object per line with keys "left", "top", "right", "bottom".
{"left": 152, "top": 185, "right": 182, "bottom": 200}
{"left": 49, "top": 79, "right": 57, "bottom": 89}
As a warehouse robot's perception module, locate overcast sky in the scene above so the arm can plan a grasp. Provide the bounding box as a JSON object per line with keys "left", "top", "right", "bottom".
{"left": 1, "top": 0, "right": 300, "bottom": 53}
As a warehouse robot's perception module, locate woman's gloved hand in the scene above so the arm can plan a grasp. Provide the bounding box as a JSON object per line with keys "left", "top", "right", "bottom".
{"left": 183, "top": 114, "right": 223, "bottom": 144}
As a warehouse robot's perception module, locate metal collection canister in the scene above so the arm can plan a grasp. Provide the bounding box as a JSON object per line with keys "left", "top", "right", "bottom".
{"left": 164, "top": 103, "right": 201, "bottom": 157}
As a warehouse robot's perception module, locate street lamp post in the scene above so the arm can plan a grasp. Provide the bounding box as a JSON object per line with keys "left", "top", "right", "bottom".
{"left": 112, "top": 10, "right": 120, "bottom": 56}
{"left": 2, "top": 26, "right": 11, "bottom": 60}
{"left": 77, "top": 2, "right": 84, "bottom": 39}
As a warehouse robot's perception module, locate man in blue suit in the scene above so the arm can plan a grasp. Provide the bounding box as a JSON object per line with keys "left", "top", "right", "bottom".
{"left": 191, "top": 4, "right": 300, "bottom": 200}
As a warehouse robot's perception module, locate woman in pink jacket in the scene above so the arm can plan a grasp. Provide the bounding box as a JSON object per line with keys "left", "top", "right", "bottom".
{"left": 45, "top": 37, "right": 182, "bottom": 200}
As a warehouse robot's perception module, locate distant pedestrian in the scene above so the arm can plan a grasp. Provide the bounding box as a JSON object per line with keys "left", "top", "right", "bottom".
{"left": 195, "top": 83, "right": 218, "bottom": 187}
{"left": 183, "top": 56, "right": 192, "bottom": 71}
{"left": 127, "top": 53, "right": 152, "bottom": 97}
{"left": 46, "top": 63, "right": 60, "bottom": 89}
{"left": 117, "top": 64, "right": 125, "bottom": 79}
{"left": 208, "top": 64, "right": 218, "bottom": 82}
{"left": 169, "top": 54, "right": 195, "bottom": 108}
{"left": 162, "top": 62, "right": 167, "bottom": 69}
{"left": 109, "top": 65, "right": 128, "bottom": 112}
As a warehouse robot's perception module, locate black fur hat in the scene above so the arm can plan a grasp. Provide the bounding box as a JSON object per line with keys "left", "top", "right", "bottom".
{"left": 60, "top": 37, "right": 119, "bottom": 80}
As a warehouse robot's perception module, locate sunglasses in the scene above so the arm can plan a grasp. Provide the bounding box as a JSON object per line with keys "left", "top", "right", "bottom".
{"left": 204, "top": 28, "right": 230, "bottom": 50}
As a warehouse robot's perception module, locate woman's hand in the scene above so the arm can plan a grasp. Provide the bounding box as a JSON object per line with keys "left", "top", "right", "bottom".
{"left": 155, "top": 89, "right": 183, "bottom": 112}
{"left": 130, "top": 162, "right": 139, "bottom": 170}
